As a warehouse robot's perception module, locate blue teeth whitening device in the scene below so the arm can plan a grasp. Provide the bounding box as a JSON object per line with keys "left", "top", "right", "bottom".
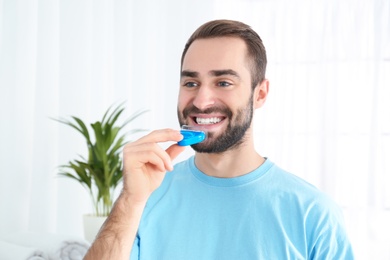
{"left": 178, "top": 126, "right": 206, "bottom": 146}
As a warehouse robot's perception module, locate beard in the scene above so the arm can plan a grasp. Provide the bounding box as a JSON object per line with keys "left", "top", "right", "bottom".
{"left": 177, "top": 96, "right": 254, "bottom": 154}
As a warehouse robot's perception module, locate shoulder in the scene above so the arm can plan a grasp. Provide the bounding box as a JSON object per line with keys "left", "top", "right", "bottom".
{"left": 268, "top": 164, "right": 354, "bottom": 257}
{"left": 265, "top": 164, "right": 326, "bottom": 201}
{"left": 266, "top": 164, "right": 354, "bottom": 258}
{"left": 265, "top": 163, "right": 344, "bottom": 223}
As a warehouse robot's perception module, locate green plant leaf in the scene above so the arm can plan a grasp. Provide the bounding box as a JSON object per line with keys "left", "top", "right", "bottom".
{"left": 71, "top": 116, "right": 92, "bottom": 145}
{"left": 53, "top": 102, "right": 149, "bottom": 216}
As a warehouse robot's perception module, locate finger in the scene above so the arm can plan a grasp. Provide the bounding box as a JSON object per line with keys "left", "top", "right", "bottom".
{"left": 138, "top": 150, "right": 167, "bottom": 172}
{"left": 134, "top": 129, "right": 183, "bottom": 145}
{"left": 165, "top": 144, "right": 186, "bottom": 171}
{"left": 124, "top": 142, "right": 174, "bottom": 172}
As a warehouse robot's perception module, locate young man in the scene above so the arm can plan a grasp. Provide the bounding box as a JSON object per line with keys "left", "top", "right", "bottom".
{"left": 85, "top": 20, "right": 354, "bottom": 259}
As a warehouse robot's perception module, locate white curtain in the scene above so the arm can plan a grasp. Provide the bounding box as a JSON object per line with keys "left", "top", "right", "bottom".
{"left": 0, "top": 0, "right": 388, "bottom": 259}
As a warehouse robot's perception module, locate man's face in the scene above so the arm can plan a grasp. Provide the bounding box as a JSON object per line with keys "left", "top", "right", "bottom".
{"left": 177, "top": 37, "right": 255, "bottom": 153}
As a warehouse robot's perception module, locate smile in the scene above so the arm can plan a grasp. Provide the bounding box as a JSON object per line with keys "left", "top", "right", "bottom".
{"left": 195, "top": 117, "right": 223, "bottom": 125}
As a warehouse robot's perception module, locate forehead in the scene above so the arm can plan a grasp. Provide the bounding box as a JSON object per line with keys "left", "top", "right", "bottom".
{"left": 182, "top": 37, "right": 250, "bottom": 75}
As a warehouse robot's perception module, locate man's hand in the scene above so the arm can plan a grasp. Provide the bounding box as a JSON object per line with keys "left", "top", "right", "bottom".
{"left": 84, "top": 129, "right": 185, "bottom": 260}
{"left": 122, "top": 129, "right": 185, "bottom": 204}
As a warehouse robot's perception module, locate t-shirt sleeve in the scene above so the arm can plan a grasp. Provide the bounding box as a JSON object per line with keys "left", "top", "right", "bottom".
{"left": 310, "top": 222, "right": 355, "bottom": 259}
{"left": 308, "top": 196, "right": 355, "bottom": 259}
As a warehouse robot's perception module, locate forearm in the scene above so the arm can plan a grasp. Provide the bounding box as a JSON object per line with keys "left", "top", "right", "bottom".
{"left": 84, "top": 193, "right": 146, "bottom": 260}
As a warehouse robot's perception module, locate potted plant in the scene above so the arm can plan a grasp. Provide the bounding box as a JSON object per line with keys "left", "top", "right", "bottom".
{"left": 54, "top": 103, "right": 148, "bottom": 242}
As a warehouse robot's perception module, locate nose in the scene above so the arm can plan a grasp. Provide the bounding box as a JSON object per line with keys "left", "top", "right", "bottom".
{"left": 192, "top": 86, "right": 216, "bottom": 110}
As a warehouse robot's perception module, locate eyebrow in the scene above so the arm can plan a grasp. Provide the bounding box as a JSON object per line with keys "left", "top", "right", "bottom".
{"left": 210, "top": 69, "right": 240, "bottom": 79}
{"left": 180, "top": 69, "right": 240, "bottom": 79}
{"left": 181, "top": 70, "right": 198, "bottom": 78}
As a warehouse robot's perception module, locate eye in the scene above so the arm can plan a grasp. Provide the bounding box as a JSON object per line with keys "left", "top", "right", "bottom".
{"left": 183, "top": 81, "right": 198, "bottom": 88}
{"left": 217, "top": 81, "right": 232, "bottom": 87}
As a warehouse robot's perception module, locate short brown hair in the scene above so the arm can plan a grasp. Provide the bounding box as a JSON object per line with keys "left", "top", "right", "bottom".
{"left": 180, "top": 19, "right": 267, "bottom": 90}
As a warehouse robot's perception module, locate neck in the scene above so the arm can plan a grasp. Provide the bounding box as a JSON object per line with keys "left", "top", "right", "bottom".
{"left": 194, "top": 133, "right": 265, "bottom": 178}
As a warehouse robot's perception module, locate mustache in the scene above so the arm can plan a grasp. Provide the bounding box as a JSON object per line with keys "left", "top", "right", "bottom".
{"left": 182, "top": 105, "right": 233, "bottom": 119}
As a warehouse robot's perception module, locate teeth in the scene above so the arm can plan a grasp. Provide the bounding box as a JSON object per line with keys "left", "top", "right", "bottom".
{"left": 196, "top": 117, "right": 222, "bottom": 125}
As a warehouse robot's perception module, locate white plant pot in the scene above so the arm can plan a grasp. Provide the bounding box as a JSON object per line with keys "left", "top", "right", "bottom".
{"left": 83, "top": 214, "right": 107, "bottom": 243}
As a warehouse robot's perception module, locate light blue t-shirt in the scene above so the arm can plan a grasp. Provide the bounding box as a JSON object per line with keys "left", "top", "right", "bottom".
{"left": 130, "top": 157, "right": 354, "bottom": 259}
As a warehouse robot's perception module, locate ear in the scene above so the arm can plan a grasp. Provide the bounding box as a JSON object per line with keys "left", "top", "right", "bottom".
{"left": 253, "top": 79, "right": 269, "bottom": 109}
